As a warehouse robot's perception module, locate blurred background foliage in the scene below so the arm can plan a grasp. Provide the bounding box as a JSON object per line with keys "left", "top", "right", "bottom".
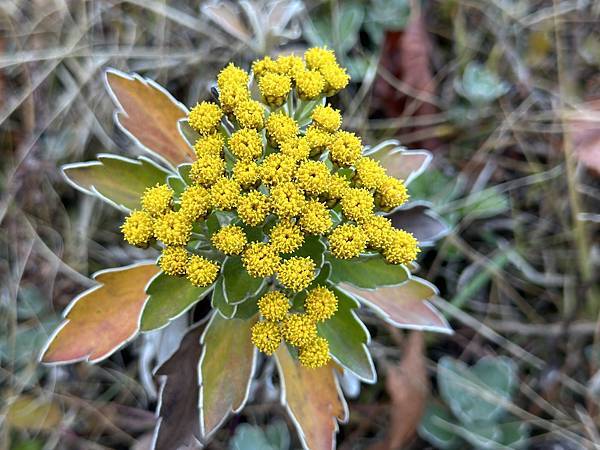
{"left": 1, "top": 0, "right": 599, "bottom": 448}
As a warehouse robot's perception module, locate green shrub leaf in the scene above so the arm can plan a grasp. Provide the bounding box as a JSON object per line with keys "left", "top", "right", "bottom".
{"left": 141, "top": 272, "right": 212, "bottom": 331}
{"left": 211, "top": 277, "right": 236, "bottom": 319}
{"left": 222, "top": 256, "right": 266, "bottom": 305}
{"left": 62, "top": 155, "right": 170, "bottom": 211}
{"left": 327, "top": 253, "right": 409, "bottom": 289}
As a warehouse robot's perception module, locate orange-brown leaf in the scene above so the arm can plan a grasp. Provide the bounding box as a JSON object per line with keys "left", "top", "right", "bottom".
{"left": 41, "top": 263, "right": 159, "bottom": 364}
{"left": 275, "top": 346, "right": 348, "bottom": 450}
{"left": 105, "top": 69, "right": 195, "bottom": 167}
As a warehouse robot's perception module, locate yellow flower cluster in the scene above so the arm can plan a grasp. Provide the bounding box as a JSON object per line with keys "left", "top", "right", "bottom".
{"left": 251, "top": 285, "right": 338, "bottom": 367}
{"left": 121, "top": 47, "right": 420, "bottom": 368}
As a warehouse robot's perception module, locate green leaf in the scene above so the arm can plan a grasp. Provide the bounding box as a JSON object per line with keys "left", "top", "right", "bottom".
{"left": 178, "top": 118, "right": 200, "bottom": 148}
{"left": 222, "top": 256, "right": 266, "bottom": 305}
{"left": 141, "top": 272, "right": 212, "bottom": 331}
{"left": 437, "top": 356, "right": 516, "bottom": 425}
{"left": 456, "top": 62, "right": 510, "bottom": 105}
{"left": 62, "top": 154, "right": 170, "bottom": 211}
{"left": 211, "top": 277, "right": 237, "bottom": 319}
{"left": 293, "top": 234, "right": 326, "bottom": 269}
{"left": 230, "top": 424, "right": 278, "bottom": 450}
{"left": 199, "top": 312, "right": 256, "bottom": 438}
{"left": 418, "top": 402, "right": 463, "bottom": 450}
{"left": 327, "top": 253, "right": 409, "bottom": 289}
{"left": 319, "top": 286, "right": 375, "bottom": 382}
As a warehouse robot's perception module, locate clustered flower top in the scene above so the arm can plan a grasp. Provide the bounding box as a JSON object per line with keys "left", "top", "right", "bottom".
{"left": 121, "top": 47, "right": 420, "bottom": 368}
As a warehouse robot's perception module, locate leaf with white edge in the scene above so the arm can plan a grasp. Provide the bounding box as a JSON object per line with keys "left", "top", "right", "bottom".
{"left": 153, "top": 324, "right": 205, "bottom": 450}
{"left": 222, "top": 256, "right": 266, "bottom": 305}
{"left": 365, "top": 139, "right": 432, "bottom": 185}
{"left": 292, "top": 234, "right": 326, "bottom": 269}
{"left": 62, "top": 155, "right": 169, "bottom": 211}
{"left": 318, "top": 286, "right": 375, "bottom": 383}
{"left": 211, "top": 277, "right": 237, "bottom": 319}
{"left": 275, "top": 346, "right": 348, "bottom": 450}
{"left": 41, "top": 262, "right": 159, "bottom": 364}
{"left": 341, "top": 277, "right": 452, "bottom": 334}
{"left": 327, "top": 253, "right": 409, "bottom": 289}
{"left": 141, "top": 272, "right": 212, "bottom": 332}
{"left": 437, "top": 356, "right": 516, "bottom": 425}
{"left": 178, "top": 118, "right": 201, "bottom": 148}
{"left": 199, "top": 312, "right": 256, "bottom": 438}
{"left": 388, "top": 201, "right": 450, "bottom": 246}
{"left": 105, "top": 69, "right": 194, "bottom": 167}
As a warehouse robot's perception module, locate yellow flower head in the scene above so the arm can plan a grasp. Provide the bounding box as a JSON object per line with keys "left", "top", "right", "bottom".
{"left": 282, "top": 313, "right": 317, "bottom": 347}
{"left": 186, "top": 255, "right": 220, "bottom": 287}
{"left": 295, "top": 160, "right": 330, "bottom": 196}
{"left": 122, "top": 210, "right": 153, "bottom": 247}
{"left": 229, "top": 128, "right": 263, "bottom": 161}
{"left": 280, "top": 137, "right": 311, "bottom": 161}
{"left": 188, "top": 101, "right": 223, "bottom": 135}
{"left": 141, "top": 184, "right": 172, "bottom": 216}
{"left": 298, "top": 336, "right": 330, "bottom": 368}
{"left": 305, "top": 286, "right": 338, "bottom": 322}
{"left": 328, "top": 223, "right": 367, "bottom": 259}
{"left": 355, "top": 157, "right": 387, "bottom": 190}
{"left": 217, "top": 63, "right": 250, "bottom": 112}
{"left": 194, "top": 132, "right": 224, "bottom": 157}
{"left": 251, "top": 320, "right": 282, "bottom": 355}
{"left": 258, "top": 291, "right": 290, "bottom": 321}
{"left": 260, "top": 153, "right": 297, "bottom": 186}
{"left": 179, "top": 185, "right": 211, "bottom": 221}
{"left": 159, "top": 246, "right": 189, "bottom": 276}
{"left": 311, "top": 105, "right": 342, "bottom": 133}
{"left": 304, "top": 47, "right": 337, "bottom": 70}
{"left": 320, "top": 63, "right": 350, "bottom": 96}
{"left": 270, "top": 182, "right": 305, "bottom": 218}
{"left": 277, "top": 256, "right": 315, "bottom": 292}
{"left": 210, "top": 178, "right": 240, "bottom": 210}
{"left": 329, "top": 131, "right": 362, "bottom": 166}
{"left": 232, "top": 160, "right": 260, "bottom": 188}
{"left": 211, "top": 225, "right": 247, "bottom": 255}
{"left": 190, "top": 154, "right": 225, "bottom": 187}
{"left": 299, "top": 200, "right": 332, "bottom": 235}
{"left": 153, "top": 211, "right": 192, "bottom": 246}
{"left": 265, "top": 112, "right": 299, "bottom": 146}
{"left": 295, "top": 69, "right": 325, "bottom": 100}
{"left": 275, "top": 54, "right": 304, "bottom": 79}
{"left": 382, "top": 229, "right": 420, "bottom": 265}
{"left": 376, "top": 176, "right": 409, "bottom": 210}
{"left": 340, "top": 187, "right": 374, "bottom": 222}
{"left": 259, "top": 72, "right": 291, "bottom": 107}
{"left": 237, "top": 190, "right": 270, "bottom": 226}
{"left": 233, "top": 99, "right": 265, "bottom": 130}
{"left": 362, "top": 215, "right": 394, "bottom": 250}
{"left": 304, "top": 124, "right": 332, "bottom": 154}
{"left": 327, "top": 173, "right": 351, "bottom": 200}
{"left": 252, "top": 56, "right": 278, "bottom": 78}
{"left": 242, "top": 243, "right": 281, "bottom": 278}
{"left": 269, "top": 219, "right": 304, "bottom": 254}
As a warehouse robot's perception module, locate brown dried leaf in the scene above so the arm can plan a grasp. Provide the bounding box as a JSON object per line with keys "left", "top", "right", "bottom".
{"left": 153, "top": 324, "right": 205, "bottom": 450}
{"left": 275, "top": 346, "right": 348, "bottom": 450}
{"left": 105, "top": 70, "right": 195, "bottom": 167}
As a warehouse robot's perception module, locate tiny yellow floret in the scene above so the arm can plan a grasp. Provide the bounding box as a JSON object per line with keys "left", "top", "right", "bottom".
{"left": 327, "top": 173, "right": 351, "bottom": 199}
{"left": 299, "top": 200, "right": 332, "bottom": 235}
{"left": 232, "top": 160, "right": 260, "bottom": 188}
{"left": 265, "top": 112, "right": 299, "bottom": 146}
{"left": 382, "top": 229, "right": 420, "bottom": 265}
{"left": 159, "top": 246, "right": 189, "bottom": 276}
{"left": 328, "top": 223, "right": 367, "bottom": 259}
{"left": 211, "top": 225, "right": 247, "bottom": 255}
{"left": 188, "top": 101, "right": 223, "bottom": 135}
{"left": 282, "top": 313, "right": 317, "bottom": 347}
{"left": 362, "top": 215, "right": 394, "bottom": 250}
{"left": 304, "top": 124, "right": 332, "bottom": 154}
{"left": 311, "top": 105, "right": 342, "bottom": 133}
{"left": 251, "top": 320, "right": 282, "bottom": 355}
{"left": 320, "top": 63, "right": 350, "bottom": 96}
{"left": 190, "top": 154, "right": 225, "bottom": 187}
{"left": 141, "top": 184, "right": 172, "bottom": 216}
{"left": 233, "top": 99, "right": 265, "bottom": 130}
{"left": 259, "top": 72, "right": 291, "bottom": 107}
{"left": 186, "top": 255, "right": 220, "bottom": 287}
{"left": 237, "top": 190, "right": 270, "bottom": 226}
{"left": 340, "top": 187, "right": 374, "bottom": 222}
{"left": 194, "top": 132, "right": 224, "bottom": 157}
{"left": 355, "top": 157, "right": 387, "bottom": 190}
{"left": 242, "top": 243, "right": 281, "bottom": 278}
{"left": 295, "top": 69, "right": 325, "bottom": 100}
{"left": 277, "top": 256, "right": 315, "bottom": 292}
{"left": 376, "top": 176, "right": 409, "bottom": 210}
{"left": 258, "top": 291, "right": 290, "bottom": 321}
{"left": 295, "top": 160, "right": 330, "bottom": 196}
{"left": 269, "top": 219, "right": 304, "bottom": 254}
{"left": 305, "top": 286, "right": 338, "bottom": 322}
{"left": 270, "top": 182, "right": 305, "bottom": 218}
{"left": 329, "top": 131, "right": 362, "bottom": 166}
{"left": 153, "top": 211, "right": 192, "bottom": 246}
{"left": 304, "top": 47, "right": 337, "bottom": 70}
{"left": 298, "top": 336, "right": 331, "bottom": 368}
{"left": 279, "top": 137, "right": 311, "bottom": 161}
{"left": 229, "top": 128, "right": 263, "bottom": 161}
{"left": 252, "top": 56, "right": 278, "bottom": 78}
{"left": 275, "top": 54, "right": 304, "bottom": 79}
{"left": 210, "top": 178, "right": 240, "bottom": 210}
{"left": 260, "top": 153, "right": 297, "bottom": 186}
{"left": 122, "top": 210, "right": 154, "bottom": 247}
{"left": 179, "top": 185, "right": 211, "bottom": 221}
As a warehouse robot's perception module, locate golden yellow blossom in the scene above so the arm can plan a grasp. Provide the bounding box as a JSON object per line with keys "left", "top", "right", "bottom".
{"left": 282, "top": 313, "right": 317, "bottom": 347}
{"left": 270, "top": 182, "right": 305, "bottom": 218}
{"left": 159, "top": 246, "right": 189, "bottom": 276}
{"left": 304, "top": 47, "right": 337, "bottom": 70}
{"left": 382, "top": 229, "right": 420, "bottom": 265}
{"left": 188, "top": 101, "right": 222, "bottom": 135}
{"left": 242, "top": 243, "right": 281, "bottom": 278}
{"left": 311, "top": 105, "right": 342, "bottom": 133}
{"left": 229, "top": 128, "right": 263, "bottom": 161}
{"left": 210, "top": 178, "right": 240, "bottom": 210}
{"left": 355, "top": 157, "right": 387, "bottom": 190}
{"left": 265, "top": 112, "right": 299, "bottom": 146}
{"left": 277, "top": 256, "right": 315, "bottom": 292}
{"left": 340, "top": 187, "right": 374, "bottom": 222}
{"left": 237, "top": 190, "right": 270, "bottom": 226}
{"left": 376, "top": 176, "right": 409, "bottom": 210}
{"left": 361, "top": 215, "right": 394, "bottom": 249}
{"left": 269, "top": 219, "right": 304, "bottom": 254}
{"left": 179, "top": 185, "right": 211, "bottom": 221}
{"left": 320, "top": 63, "right": 350, "bottom": 96}
{"left": 232, "top": 160, "right": 260, "bottom": 188}
{"left": 211, "top": 225, "right": 247, "bottom": 255}
{"left": 259, "top": 72, "right": 291, "bottom": 107}
{"left": 275, "top": 54, "right": 304, "bottom": 79}
{"left": 153, "top": 211, "right": 192, "bottom": 246}
{"left": 295, "top": 160, "right": 330, "bottom": 196}
{"left": 258, "top": 291, "right": 290, "bottom": 321}
{"left": 326, "top": 173, "right": 351, "bottom": 199}
{"left": 304, "top": 124, "right": 332, "bottom": 154}
{"left": 251, "top": 321, "right": 282, "bottom": 355}
{"left": 280, "top": 137, "right": 311, "bottom": 161}
{"left": 328, "top": 223, "right": 367, "bottom": 259}
{"left": 329, "top": 131, "right": 362, "bottom": 166}
{"left": 260, "top": 153, "right": 297, "bottom": 186}
{"left": 233, "top": 99, "right": 265, "bottom": 130}
{"left": 141, "top": 184, "right": 172, "bottom": 217}
{"left": 186, "top": 255, "right": 219, "bottom": 287}
{"left": 252, "top": 56, "right": 278, "bottom": 78}
{"left": 298, "top": 336, "right": 330, "bottom": 368}
{"left": 305, "top": 286, "right": 338, "bottom": 322}
{"left": 194, "top": 132, "right": 224, "bottom": 157}
{"left": 122, "top": 210, "right": 153, "bottom": 247}
{"left": 190, "top": 154, "right": 225, "bottom": 187}
{"left": 299, "top": 200, "right": 332, "bottom": 235}
{"left": 295, "top": 69, "right": 325, "bottom": 100}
